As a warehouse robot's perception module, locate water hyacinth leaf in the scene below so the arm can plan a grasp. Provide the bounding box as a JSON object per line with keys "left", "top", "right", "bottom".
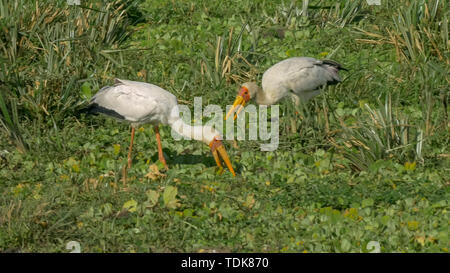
{"left": 340, "top": 239, "right": 352, "bottom": 252}
{"left": 145, "top": 190, "right": 160, "bottom": 208}
{"left": 362, "top": 198, "right": 374, "bottom": 208}
{"left": 123, "top": 199, "right": 138, "bottom": 212}
{"left": 113, "top": 144, "right": 121, "bottom": 155}
{"left": 80, "top": 82, "right": 92, "bottom": 100}
{"left": 163, "top": 186, "right": 180, "bottom": 209}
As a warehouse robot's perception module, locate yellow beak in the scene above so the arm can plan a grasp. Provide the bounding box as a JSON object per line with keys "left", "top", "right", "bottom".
{"left": 210, "top": 138, "right": 236, "bottom": 177}
{"left": 225, "top": 95, "right": 246, "bottom": 120}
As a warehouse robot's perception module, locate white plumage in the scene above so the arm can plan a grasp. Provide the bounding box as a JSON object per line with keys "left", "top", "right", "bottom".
{"left": 226, "top": 57, "right": 347, "bottom": 119}
{"left": 90, "top": 79, "right": 179, "bottom": 125}
{"left": 83, "top": 79, "right": 235, "bottom": 180}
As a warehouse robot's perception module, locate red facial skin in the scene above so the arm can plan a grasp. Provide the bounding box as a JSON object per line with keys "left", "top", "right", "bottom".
{"left": 208, "top": 137, "right": 236, "bottom": 177}
{"left": 239, "top": 86, "right": 251, "bottom": 102}
{"left": 209, "top": 136, "right": 222, "bottom": 152}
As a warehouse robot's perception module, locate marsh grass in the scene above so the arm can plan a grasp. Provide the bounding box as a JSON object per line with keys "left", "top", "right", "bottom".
{"left": 0, "top": 0, "right": 139, "bottom": 151}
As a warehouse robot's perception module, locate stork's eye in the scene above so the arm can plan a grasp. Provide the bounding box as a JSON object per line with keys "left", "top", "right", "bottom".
{"left": 239, "top": 86, "right": 249, "bottom": 98}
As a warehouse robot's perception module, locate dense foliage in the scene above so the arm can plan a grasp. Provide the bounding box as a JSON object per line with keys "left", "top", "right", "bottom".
{"left": 0, "top": 0, "right": 448, "bottom": 252}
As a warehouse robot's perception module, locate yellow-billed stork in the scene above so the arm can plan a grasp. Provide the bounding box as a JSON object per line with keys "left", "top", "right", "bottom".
{"left": 226, "top": 57, "right": 348, "bottom": 120}
{"left": 83, "top": 79, "right": 235, "bottom": 179}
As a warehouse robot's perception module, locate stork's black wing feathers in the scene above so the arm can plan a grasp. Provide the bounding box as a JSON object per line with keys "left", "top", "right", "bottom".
{"left": 321, "top": 59, "right": 349, "bottom": 71}
{"left": 78, "top": 103, "right": 125, "bottom": 120}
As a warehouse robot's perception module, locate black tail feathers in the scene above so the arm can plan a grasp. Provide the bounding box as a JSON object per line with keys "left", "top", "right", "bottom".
{"left": 77, "top": 103, "right": 125, "bottom": 120}
{"left": 78, "top": 104, "right": 96, "bottom": 115}
{"left": 322, "top": 59, "right": 349, "bottom": 71}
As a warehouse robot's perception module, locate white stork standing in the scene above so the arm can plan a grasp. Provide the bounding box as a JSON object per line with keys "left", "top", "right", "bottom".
{"left": 83, "top": 79, "right": 236, "bottom": 180}
{"left": 225, "top": 57, "right": 348, "bottom": 120}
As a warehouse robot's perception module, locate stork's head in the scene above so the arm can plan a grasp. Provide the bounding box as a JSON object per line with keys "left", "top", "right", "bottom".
{"left": 201, "top": 126, "right": 236, "bottom": 177}
{"left": 225, "top": 82, "right": 258, "bottom": 120}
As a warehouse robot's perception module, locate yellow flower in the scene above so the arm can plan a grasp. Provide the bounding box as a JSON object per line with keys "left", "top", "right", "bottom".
{"left": 137, "top": 70, "right": 146, "bottom": 78}
{"left": 407, "top": 221, "right": 419, "bottom": 231}
{"left": 404, "top": 161, "right": 416, "bottom": 171}
{"left": 12, "top": 184, "right": 25, "bottom": 196}
{"left": 72, "top": 164, "right": 80, "bottom": 173}
{"left": 113, "top": 144, "right": 121, "bottom": 155}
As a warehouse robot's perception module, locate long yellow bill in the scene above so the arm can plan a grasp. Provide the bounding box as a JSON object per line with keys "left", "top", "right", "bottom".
{"left": 210, "top": 138, "right": 236, "bottom": 176}
{"left": 225, "top": 95, "right": 246, "bottom": 120}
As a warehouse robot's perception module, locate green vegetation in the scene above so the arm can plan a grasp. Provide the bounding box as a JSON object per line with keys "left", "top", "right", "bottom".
{"left": 0, "top": 0, "right": 448, "bottom": 252}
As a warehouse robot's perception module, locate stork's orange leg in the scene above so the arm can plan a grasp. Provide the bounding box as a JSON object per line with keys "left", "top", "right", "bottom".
{"left": 154, "top": 125, "right": 168, "bottom": 169}
{"left": 127, "top": 127, "right": 135, "bottom": 169}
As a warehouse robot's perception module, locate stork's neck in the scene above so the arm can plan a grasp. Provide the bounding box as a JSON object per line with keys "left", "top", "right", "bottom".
{"left": 254, "top": 85, "right": 272, "bottom": 105}
{"left": 169, "top": 118, "right": 211, "bottom": 144}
